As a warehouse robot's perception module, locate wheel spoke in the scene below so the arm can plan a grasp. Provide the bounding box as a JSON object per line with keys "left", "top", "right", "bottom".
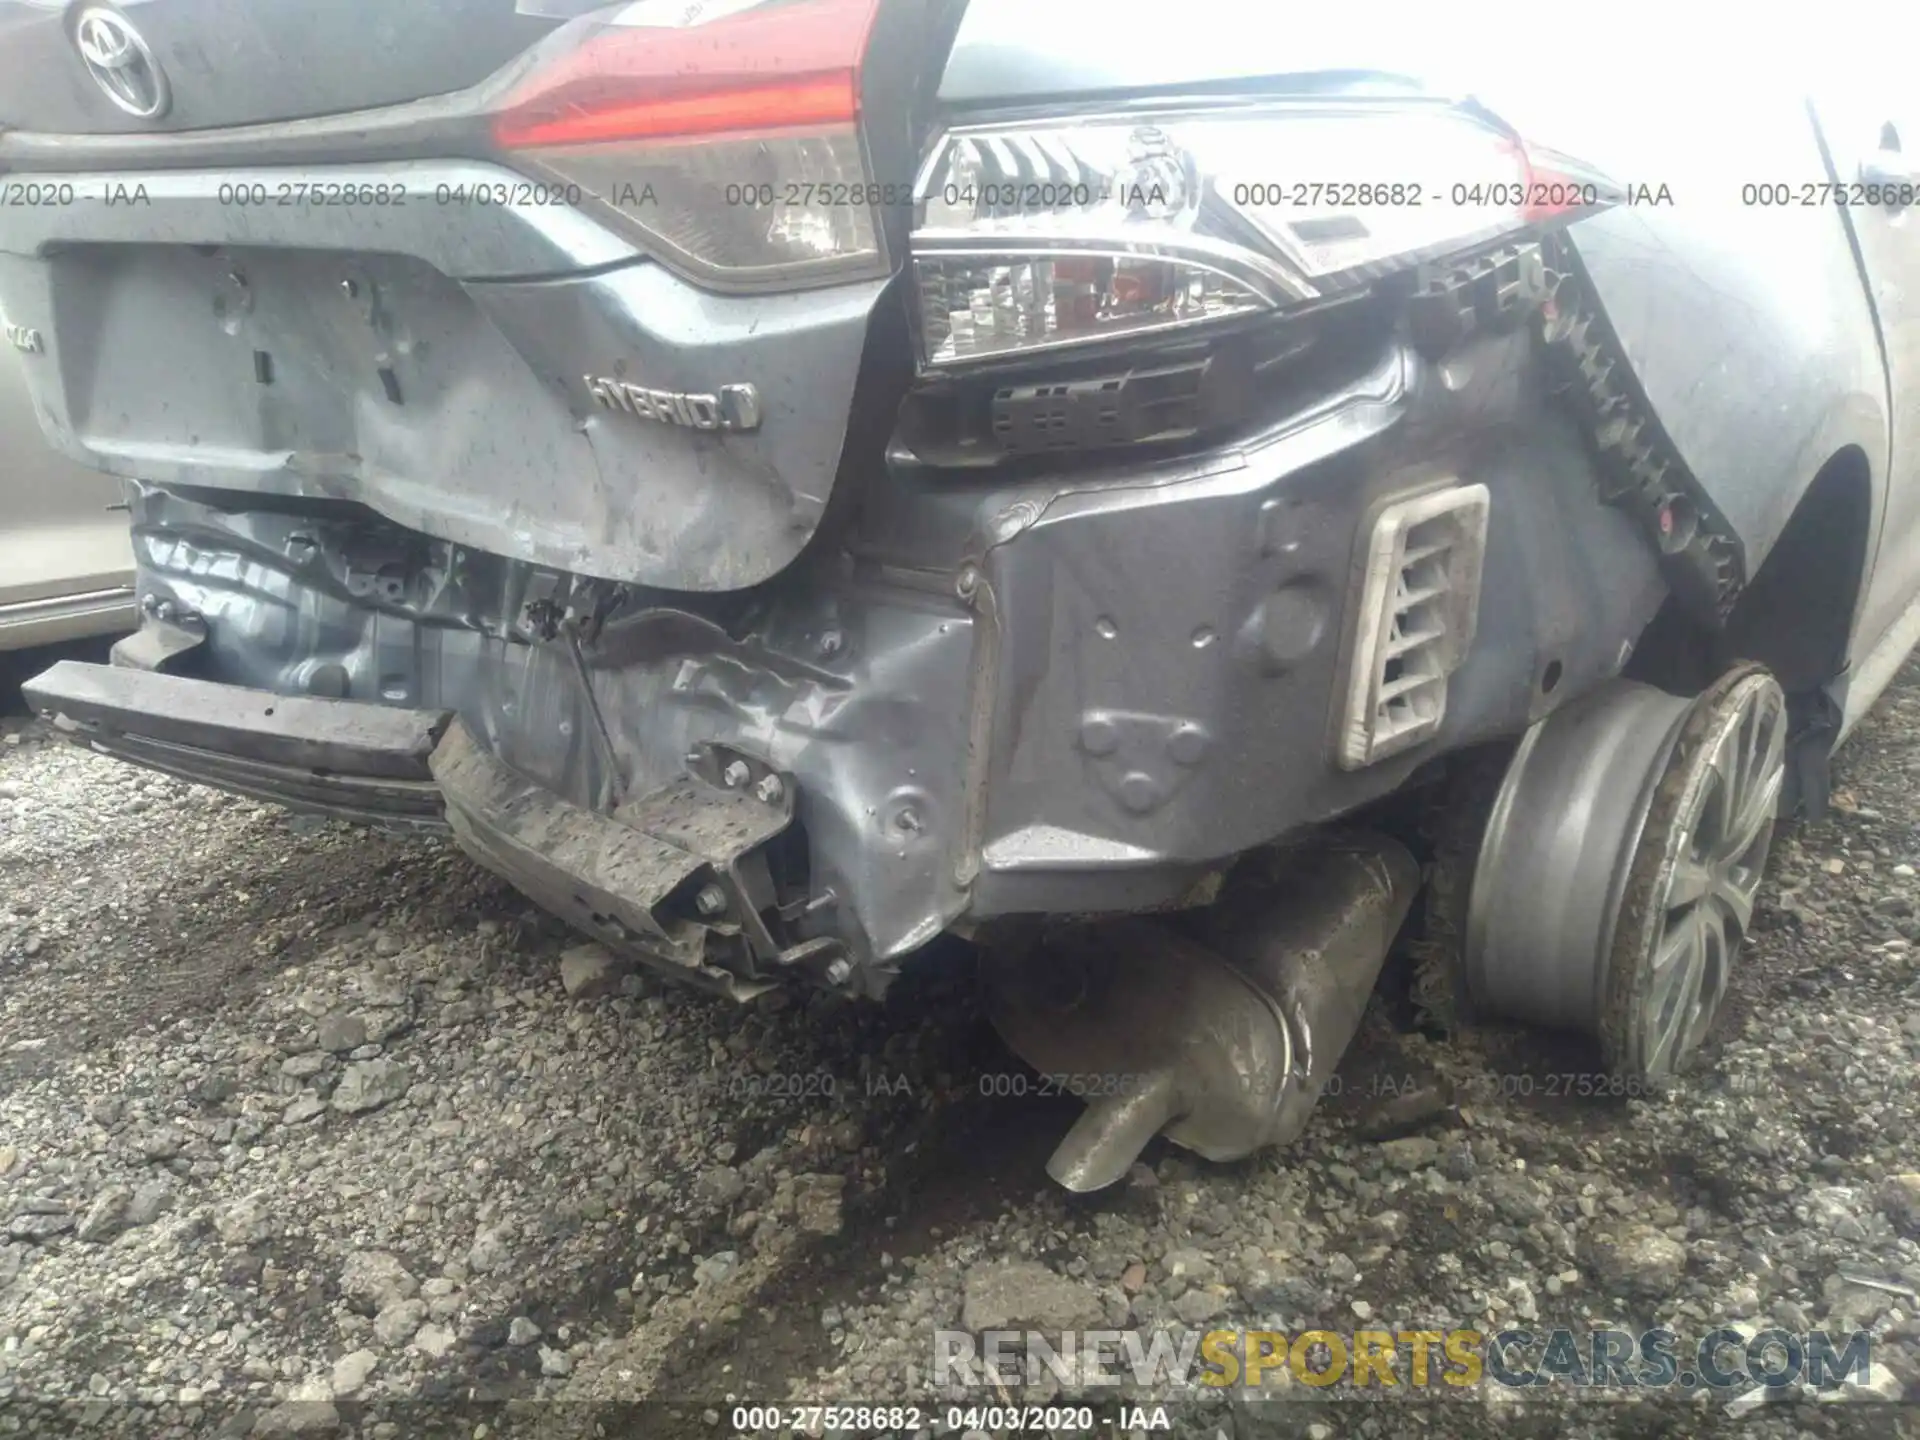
{"left": 1714, "top": 876, "right": 1757, "bottom": 933}
{"left": 1652, "top": 910, "right": 1698, "bottom": 978}
{"left": 1683, "top": 909, "right": 1732, "bottom": 1052}
{"left": 1728, "top": 852, "right": 1766, "bottom": 929}
{"left": 1728, "top": 698, "right": 1785, "bottom": 849}
{"left": 1704, "top": 897, "right": 1735, "bottom": 959}
{"left": 1646, "top": 914, "right": 1704, "bottom": 1076}
{"left": 1666, "top": 856, "right": 1715, "bottom": 910}
{"left": 1739, "top": 701, "right": 1770, "bottom": 796}
{"left": 1727, "top": 764, "right": 1783, "bottom": 862}
{"left": 1700, "top": 747, "right": 1738, "bottom": 850}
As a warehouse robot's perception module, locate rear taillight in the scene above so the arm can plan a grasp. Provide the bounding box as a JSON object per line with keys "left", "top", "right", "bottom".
{"left": 908, "top": 101, "right": 1619, "bottom": 369}
{"left": 493, "top": 0, "right": 887, "bottom": 290}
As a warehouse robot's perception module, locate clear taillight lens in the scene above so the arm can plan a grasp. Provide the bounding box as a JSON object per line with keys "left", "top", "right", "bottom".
{"left": 525, "top": 130, "right": 880, "bottom": 279}
{"left": 491, "top": 0, "right": 886, "bottom": 291}
{"left": 913, "top": 252, "right": 1270, "bottom": 367}
{"left": 910, "top": 101, "right": 1616, "bottom": 368}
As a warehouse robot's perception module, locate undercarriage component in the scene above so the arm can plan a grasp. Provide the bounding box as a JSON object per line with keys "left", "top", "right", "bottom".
{"left": 1465, "top": 667, "right": 1787, "bottom": 1080}
{"left": 112, "top": 606, "right": 210, "bottom": 674}
{"left": 1539, "top": 235, "right": 1746, "bottom": 624}
{"left": 431, "top": 720, "right": 841, "bottom": 1001}
{"left": 1783, "top": 683, "right": 1843, "bottom": 822}
{"left": 22, "top": 660, "right": 450, "bottom": 832}
{"left": 983, "top": 834, "right": 1419, "bottom": 1192}
{"left": 20, "top": 660, "right": 843, "bottom": 1000}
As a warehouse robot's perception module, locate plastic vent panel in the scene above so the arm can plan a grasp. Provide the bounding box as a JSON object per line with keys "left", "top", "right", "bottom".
{"left": 989, "top": 359, "right": 1207, "bottom": 455}
{"left": 1337, "top": 483, "right": 1490, "bottom": 770}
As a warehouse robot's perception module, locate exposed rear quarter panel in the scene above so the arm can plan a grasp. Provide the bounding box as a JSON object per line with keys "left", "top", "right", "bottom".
{"left": 1478, "top": 76, "right": 1887, "bottom": 580}
{"left": 936, "top": 4, "right": 1890, "bottom": 581}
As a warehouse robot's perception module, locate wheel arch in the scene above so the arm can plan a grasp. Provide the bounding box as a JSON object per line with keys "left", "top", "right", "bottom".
{"left": 1629, "top": 441, "right": 1879, "bottom": 697}
{"left": 1724, "top": 442, "right": 1876, "bottom": 694}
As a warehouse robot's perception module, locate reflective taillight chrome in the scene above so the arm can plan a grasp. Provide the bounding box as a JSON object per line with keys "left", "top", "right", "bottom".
{"left": 909, "top": 101, "right": 1617, "bottom": 368}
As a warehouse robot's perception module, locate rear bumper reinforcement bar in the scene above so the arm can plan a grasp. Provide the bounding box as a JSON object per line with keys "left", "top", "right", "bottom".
{"left": 22, "top": 660, "right": 450, "bottom": 832}
{"left": 22, "top": 662, "right": 839, "bottom": 998}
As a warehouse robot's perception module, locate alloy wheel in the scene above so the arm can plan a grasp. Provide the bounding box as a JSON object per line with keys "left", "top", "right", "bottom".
{"left": 1602, "top": 667, "right": 1787, "bottom": 1081}
{"left": 1465, "top": 666, "right": 1789, "bottom": 1082}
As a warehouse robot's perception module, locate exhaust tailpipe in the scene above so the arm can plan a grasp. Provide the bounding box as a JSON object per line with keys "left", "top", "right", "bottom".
{"left": 984, "top": 834, "right": 1419, "bottom": 1191}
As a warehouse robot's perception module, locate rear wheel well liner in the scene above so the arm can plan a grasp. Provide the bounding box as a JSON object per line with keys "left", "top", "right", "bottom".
{"left": 1627, "top": 444, "right": 1874, "bottom": 695}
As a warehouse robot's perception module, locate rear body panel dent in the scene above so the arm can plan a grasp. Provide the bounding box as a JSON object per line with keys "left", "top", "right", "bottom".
{"left": 0, "top": 163, "right": 638, "bottom": 279}
{"left": 85, "top": 292, "right": 1662, "bottom": 970}
{"left": 941, "top": 331, "right": 1666, "bottom": 900}
{"left": 117, "top": 481, "right": 979, "bottom": 964}
{"left": 0, "top": 243, "right": 886, "bottom": 591}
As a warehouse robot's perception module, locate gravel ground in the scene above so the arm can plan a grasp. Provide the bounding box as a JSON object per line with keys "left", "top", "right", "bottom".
{"left": 4, "top": 645, "right": 1920, "bottom": 1440}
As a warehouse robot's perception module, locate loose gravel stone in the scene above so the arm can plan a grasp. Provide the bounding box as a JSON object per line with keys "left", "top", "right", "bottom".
{"left": 790, "top": 1173, "right": 845, "bottom": 1236}
{"left": 373, "top": 1298, "right": 428, "bottom": 1348}
{"left": 330, "top": 1057, "right": 411, "bottom": 1114}
{"left": 6, "top": 655, "right": 1920, "bottom": 1437}
{"left": 252, "top": 1400, "right": 340, "bottom": 1436}
{"left": 340, "top": 1250, "right": 418, "bottom": 1311}
{"left": 330, "top": 1347, "right": 379, "bottom": 1397}
{"left": 1878, "top": 1173, "right": 1920, "bottom": 1233}
{"left": 1582, "top": 1222, "right": 1689, "bottom": 1298}
{"left": 281, "top": 1094, "right": 327, "bottom": 1126}
{"left": 7, "top": 1212, "right": 73, "bottom": 1243}
{"left": 960, "top": 1260, "right": 1105, "bottom": 1332}
{"left": 73, "top": 1185, "right": 132, "bottom": 1243}
{"left": 314, "top": 1011, "right": 368, "bottom": 1054}
{"left": 558, "top": 942, "right": 625, "bottom": 1000}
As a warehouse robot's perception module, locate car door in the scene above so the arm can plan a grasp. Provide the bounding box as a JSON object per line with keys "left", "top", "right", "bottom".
{"left": 0, "top": 341, "right": 136, "bottom": 646}
{"left": 1810, "top": 83, "right": 1920, "bottom": 699}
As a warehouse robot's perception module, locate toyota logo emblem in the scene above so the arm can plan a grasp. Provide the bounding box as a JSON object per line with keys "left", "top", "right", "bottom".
{"left": 73, "top": 6, "right": 170, "bottom": 120}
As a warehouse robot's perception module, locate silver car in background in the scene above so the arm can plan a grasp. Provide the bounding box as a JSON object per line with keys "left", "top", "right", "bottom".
{"left": 0, "top": 343, "right": 133, "bottom": 650}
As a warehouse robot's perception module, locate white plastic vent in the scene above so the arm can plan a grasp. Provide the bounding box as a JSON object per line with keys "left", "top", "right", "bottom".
{"left": 1337, "top": 483, "right": 1490, "bottom": 770}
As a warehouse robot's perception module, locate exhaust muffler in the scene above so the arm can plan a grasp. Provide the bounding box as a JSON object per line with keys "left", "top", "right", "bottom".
{"left": 984, "top": 834, "right": 1418, "bottom": 1191}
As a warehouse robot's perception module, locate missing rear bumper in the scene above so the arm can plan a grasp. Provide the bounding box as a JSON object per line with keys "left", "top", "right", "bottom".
{"left": 21, "top": 659, "right": 846, "bottom": 998}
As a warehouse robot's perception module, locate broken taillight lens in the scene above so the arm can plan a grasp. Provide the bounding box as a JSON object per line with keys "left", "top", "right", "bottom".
{"left": 909, "top": 101, "right": 1619, "bottom": 368}
{"left": 492, "top": 0, "right": 887, "bottom": 290}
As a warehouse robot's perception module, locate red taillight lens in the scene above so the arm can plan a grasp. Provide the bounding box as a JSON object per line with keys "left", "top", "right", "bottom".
{"left": 1511, "top": 138, "right": 1611, "bottom": 227}
{"left": 496, "top": 72, "right": 858, "bottom": 149}
{"left": 492, "top": 0, "right": 888, "bottom": 290}
{"left": 491, "top": 0, "right": 876, "bottom": 148}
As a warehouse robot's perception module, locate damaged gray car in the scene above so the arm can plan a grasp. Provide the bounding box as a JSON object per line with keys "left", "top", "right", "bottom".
{"left": 5, "top": 0, "right": 1918, "bottom": 1188}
